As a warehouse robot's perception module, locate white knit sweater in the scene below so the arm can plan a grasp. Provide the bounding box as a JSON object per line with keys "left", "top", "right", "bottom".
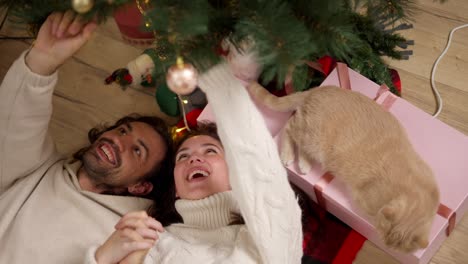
{"left": 0, "top": 52, "right": 153, "bottom": 264}
{"left": 86, "top": 63, "right": 303, "bottom": 264}
{"left": 145, "top": 191, "right": 259, "bottom": 263}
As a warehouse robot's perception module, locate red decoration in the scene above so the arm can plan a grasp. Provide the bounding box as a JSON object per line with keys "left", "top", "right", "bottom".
{"left": 113, "top": 2, "right": 154, "bottom": 46}
{"left": 389, "top": 69, "right": 402, "bottom": 95}
{"left": 318, "top": 55, "right": 337, "bottom": 76}
{"left": 123, "top": 74, "right": 133, "bottom": 84}
{"left": 176, "top": 108, "right": 204, "bottom": 129}
{"left": 105, "top": 68, "right": 133, "bottom": 86}
{"left": 145, "top": 74, "right": 152, "bottom": 84}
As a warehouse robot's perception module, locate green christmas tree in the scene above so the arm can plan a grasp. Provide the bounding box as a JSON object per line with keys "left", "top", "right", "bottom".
{"left": 0, "top": 0, "right": 447, "bottom": 94}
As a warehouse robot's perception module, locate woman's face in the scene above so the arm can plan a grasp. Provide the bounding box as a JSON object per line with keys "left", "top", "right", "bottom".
{"left": 174, "top": 135, "right": 230, "bottom": 200}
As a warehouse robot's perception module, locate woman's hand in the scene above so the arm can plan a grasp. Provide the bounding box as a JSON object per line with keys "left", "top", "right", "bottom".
{"left": 26, "top": 10, "right": 98, "bottom": 75}
{"left": 95, "top": 211, "right": 164, "bottom": 264}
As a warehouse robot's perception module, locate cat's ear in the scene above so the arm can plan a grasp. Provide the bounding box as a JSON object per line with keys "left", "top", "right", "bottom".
{"left": 412, "top": 235, "right": 429, "bottom": 248}
{"left": 413, "top": 236, "right": 429, "bottom": 249}
{"left": 381, "top": 205, "right": 397, "bottom": 222}
{"left": 376, "top": 206, "right": 393, "bottom": 233}
{"left": 376, "top": 198, "right": 403, "bottom": 234}
{"left": 380, "top": 197, "right": 405, "bottom": 223}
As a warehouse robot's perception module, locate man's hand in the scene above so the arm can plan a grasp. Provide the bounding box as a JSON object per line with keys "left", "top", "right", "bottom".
{"left": 25, "top": 10, "right": 98, "bottom": 75}
{"left": 95, "top": 211, "right": 164, "bottom": 264}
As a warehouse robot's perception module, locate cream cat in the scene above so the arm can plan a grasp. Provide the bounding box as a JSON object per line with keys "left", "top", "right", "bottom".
{"left": 247, "top": 83, "right": 440, "bottom": 252}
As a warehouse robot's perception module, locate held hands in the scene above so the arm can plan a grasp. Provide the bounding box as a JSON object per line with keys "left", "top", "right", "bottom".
{"left": 95, "top": 211, "right": 164, "bottom": 264}
{"left": 25, "top": 10, "right": 98, "bottom": 75}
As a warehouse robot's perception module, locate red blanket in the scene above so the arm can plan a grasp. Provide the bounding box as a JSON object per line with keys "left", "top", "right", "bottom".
{"left": 296, "top": 187, "right": 366, "bottom": 264}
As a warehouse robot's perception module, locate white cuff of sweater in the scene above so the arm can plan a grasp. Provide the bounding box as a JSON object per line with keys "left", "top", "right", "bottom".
{"left": 198, "top": 62, "right": 241, "bottom": 94}
{"left": 20, "top": 50, "right": 58, "bottom": 87}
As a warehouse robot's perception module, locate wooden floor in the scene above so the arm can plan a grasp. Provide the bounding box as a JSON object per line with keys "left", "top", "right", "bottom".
{"left": 1, "top": 0, "right": 467, "bottom": 263}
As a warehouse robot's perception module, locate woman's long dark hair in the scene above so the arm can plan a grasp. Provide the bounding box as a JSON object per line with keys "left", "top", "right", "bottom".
{"left": 147, "top": 154, "right": 183, "bottom": 226}
{"left": 153, "top": 122, "right": 245, "bottom": 225}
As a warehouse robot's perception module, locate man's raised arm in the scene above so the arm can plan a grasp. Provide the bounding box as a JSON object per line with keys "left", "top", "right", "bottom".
{"left": 0, "top": 11, "right": 97, "bottom": 194}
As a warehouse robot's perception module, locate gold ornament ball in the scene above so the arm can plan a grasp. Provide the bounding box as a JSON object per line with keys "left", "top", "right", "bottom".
{"left": 72, "top": 0, "right": 94, "bottom": 14}
{"left": 166, "top": 60, "right": 198, "bottom": 95}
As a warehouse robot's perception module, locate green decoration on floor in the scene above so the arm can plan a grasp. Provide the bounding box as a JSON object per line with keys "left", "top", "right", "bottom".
{"left": 155, "top": 83, "right": 180, "bottom": 117}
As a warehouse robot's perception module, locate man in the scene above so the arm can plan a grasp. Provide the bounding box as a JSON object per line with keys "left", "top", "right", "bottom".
{"left": 0, "top": 11, "right": 173, "bottom": 264}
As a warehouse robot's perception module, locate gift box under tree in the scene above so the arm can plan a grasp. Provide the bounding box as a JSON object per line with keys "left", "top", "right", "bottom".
{"left": 197, "top": 63, "right": 468, "bottom": 264}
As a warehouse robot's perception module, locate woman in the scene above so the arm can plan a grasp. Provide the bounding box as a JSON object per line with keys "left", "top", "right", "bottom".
{"left": 87, "top": 64, "right": 303, "bottom": 264}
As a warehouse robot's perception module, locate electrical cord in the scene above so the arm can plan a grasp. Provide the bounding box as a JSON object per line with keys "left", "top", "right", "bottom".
{"left": 430, "top": 23, "right": 468, "bottom": 118}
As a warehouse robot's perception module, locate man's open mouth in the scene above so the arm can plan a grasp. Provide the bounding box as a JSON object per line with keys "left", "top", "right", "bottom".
{"left": 97, "top": 142, "right": 117, "bottom": 165}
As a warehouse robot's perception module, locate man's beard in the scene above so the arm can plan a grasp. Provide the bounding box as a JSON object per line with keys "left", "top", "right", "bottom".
{"left": 81, "top": 144, "right": 119, "bottom": 186}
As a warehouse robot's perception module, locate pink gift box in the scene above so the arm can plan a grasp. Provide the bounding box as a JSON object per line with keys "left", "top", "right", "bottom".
{"left": 197, "top": 64, "right": 468, "bottom": 264}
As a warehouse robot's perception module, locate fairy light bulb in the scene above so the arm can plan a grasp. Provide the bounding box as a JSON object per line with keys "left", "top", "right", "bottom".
{"left": 166, "top": 57, "right": 198, "bottom": 95}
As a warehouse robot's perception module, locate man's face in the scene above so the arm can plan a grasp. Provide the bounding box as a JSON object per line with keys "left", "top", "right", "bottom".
{"left": 81, "top": 121, "right": 167, "bottom": 194}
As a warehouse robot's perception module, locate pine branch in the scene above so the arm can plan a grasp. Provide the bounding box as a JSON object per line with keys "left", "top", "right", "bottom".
{"left": 1, "top": 0, "right": 447, "bottom": 94}
{"left": 233, "top": 0, "right": 313, "bottom": 86}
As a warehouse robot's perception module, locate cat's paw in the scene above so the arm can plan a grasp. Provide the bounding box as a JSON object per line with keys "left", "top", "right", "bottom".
{"left": 281, "top": 154, "right": 294, "bottom": 167}
{"left": 298, "top": 158, "right": 312, "bottom": 175}
{"left": 280, "top": 151, "right": 295, "bottom": 167}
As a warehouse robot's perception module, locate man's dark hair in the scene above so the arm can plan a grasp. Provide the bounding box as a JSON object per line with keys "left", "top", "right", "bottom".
{"left": 72, "top": 113, "right": 181, "bottom": 226}
{"left": 73, "top": 113, "right": 172, "bottom": 184}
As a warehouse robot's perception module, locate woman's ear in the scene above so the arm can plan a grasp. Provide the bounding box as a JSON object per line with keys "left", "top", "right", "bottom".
{"left": 128, "top": 181, "right": 153, "bottom": 196}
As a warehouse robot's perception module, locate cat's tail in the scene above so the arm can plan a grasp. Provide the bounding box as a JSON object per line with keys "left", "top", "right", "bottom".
{"left": 247, "top": 82, "right": 304, "bottom": 112}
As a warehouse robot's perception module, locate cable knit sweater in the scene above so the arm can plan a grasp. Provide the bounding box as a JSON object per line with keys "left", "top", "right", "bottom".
{"left": 0, "top": 51, "right": 152, "bottom": 264}
{"left": 145, "top": 191, "right": 259, "bottom": 263}
{"left": 85, "top": 64, "right": 303, "bottom": 263}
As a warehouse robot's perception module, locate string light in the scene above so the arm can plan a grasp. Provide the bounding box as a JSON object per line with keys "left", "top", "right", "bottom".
{"left": 175, "top": 127, "right": 187, "bottom": 133}
{"left": 135, "top": 0, "right": 156, "bottom": 35}
{"left": 178, "top": 94, "right": 192, "bottom": 132}
{"left": 135, "top": 0, "right": 193, "bottom": 134}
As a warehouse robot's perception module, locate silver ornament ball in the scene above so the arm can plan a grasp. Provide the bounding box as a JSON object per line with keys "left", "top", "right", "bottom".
{"left": 72, "top": 0, "right": 94, "bottom": 14}
{"left": 166, "top": 61, "right": 198, "bottom": 95}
